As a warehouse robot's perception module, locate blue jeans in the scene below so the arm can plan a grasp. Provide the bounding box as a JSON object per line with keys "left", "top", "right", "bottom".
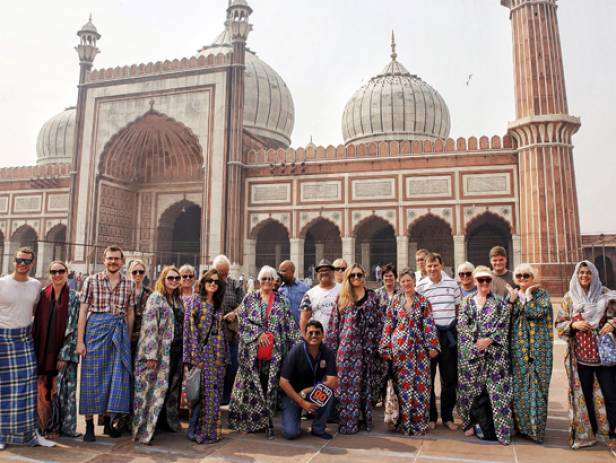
{"left": 280, "top": 395, "right": 333, "bottom": 439}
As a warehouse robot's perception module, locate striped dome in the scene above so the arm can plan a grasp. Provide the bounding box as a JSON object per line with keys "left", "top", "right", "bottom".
{"left": 36, "top": 107, "right": 76, "bottom": 165}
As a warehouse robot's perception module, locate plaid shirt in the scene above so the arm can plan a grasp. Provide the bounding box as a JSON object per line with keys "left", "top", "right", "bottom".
{"left": 79, "top": 271, "right": 136, "bottom": 316}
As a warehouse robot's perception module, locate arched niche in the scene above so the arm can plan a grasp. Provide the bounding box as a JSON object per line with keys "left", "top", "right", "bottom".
{"left": 156, "top": 200, "right": 201, "bottom": 269}
{"left": 301, "top": 218, "right": 342, "bottom": 277}
{"left": 353, "top": 216, "right": 396, "bottom": 280}
{"left": 10, "top": 225, "right": 39, "bottom": 276}
{"left": 408, "top": 214, "right": 454, "bottom": 270}
{"left": 466, "top": 212, "right": 513, "bottom": 268}
{"left": 254, "top": 219, "right": 290, "bottom": 270}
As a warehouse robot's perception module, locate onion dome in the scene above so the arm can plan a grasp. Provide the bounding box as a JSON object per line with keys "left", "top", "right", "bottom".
{"left": 36, "top": 107, "right": 76, "bottom": 165}
{"left": 198, "top": 29, "right": 294, "bottom": 148}
{"left": 342, "top": 33, "right": 450, "bottom": 145}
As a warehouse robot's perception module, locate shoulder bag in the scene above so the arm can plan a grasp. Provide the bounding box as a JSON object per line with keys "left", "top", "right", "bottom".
{"left": 257, "top": 293, "right": 275, "bottom": 361}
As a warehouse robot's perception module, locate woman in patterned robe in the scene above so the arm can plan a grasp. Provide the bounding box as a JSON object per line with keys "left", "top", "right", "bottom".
{"left": 556, "top": 260, "right": 616, "bottom": 451}
{"left": 509, "top": 263, "right": 553, "bottom": 443}
{"left": 457, "top": 266, "right": 513, "bottom": 445}
{"left": 379, "top": 269, "right": 439, "bottom": 435}
{"left": 183, "top": 269, "right": 226, "bottom": 443}
{"left": 228, "top": 266, "right": 299, "bottom": 437}
{"left": 132, "top": 266, "right": 181, "bottom": 445}
{"left": 326, "top": 263, "right": 383, "bottom": 434}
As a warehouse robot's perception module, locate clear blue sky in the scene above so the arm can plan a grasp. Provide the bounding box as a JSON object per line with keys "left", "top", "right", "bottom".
{"left": 0, "top": 0, "right": 614, "bottom": 233}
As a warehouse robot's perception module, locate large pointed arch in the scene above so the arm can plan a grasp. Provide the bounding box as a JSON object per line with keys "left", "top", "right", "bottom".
{"left": 465, "top": 212, "right": 513, "bottom": 268}
{"left": 98, "top": 109, "right": 204, "bottom": 184}
{"left": 253, "top": 219, "right": 290, "bottom": 269}
{"left": 10, "top": 225, "right": 39, "bottom": 276}
{"left": 408, "top": 214, "right": 454, "bottom": 270}
{"left": 156, "top": 199, "right": 201, "bottom": 268}
{"left": 354, "top": 216, "right": 396, "bottom": 279}
{"left": 301, "top": 217, "right": 342, "bottom": 276}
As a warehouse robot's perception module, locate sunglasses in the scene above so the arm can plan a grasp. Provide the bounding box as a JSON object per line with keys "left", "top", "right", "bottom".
{"left": 181, "top": 274, "right": 194, "bottom": 279}
{"left": 205, "top": 278, "right": 220, "bottom": 285}
{"left": 49, "top": 269, "right": 66, "bottom": 276}
{"left": 515, "top": 273, "right": 532, "bottom": 280}
{"left": 334, "top": 267, "right": 347, "bottom": 272}
{"left": 166, "top": 275, "right": 181, "bottom": 282}
{"left": 458, "top": 272, "right": 473, "bottom": 278}
{"left": 476, "top": 277, "right": 492, "bottom": 284}
{"left": 306, "top": 331, "right": 323, "bottom": 337}
{"left": 260, "top": 277, "right": 274, "bottom": 282}
{"left": 349, "top": 272, "right": 364, "bottom": 279}
{"left": 131, "top": 270, "right": 145, "bottom": 276}
{"left": 15, "top": 258, "right": 33, "bottom": 265}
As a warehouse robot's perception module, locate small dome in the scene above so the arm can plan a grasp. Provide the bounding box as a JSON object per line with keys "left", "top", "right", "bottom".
{"left": 342, "top": 39, "right": 450, "bottom": 145}
{"left": 36, "top": 107, "right": 76, "bottom": 165}
{"left": 79, "top": 16, "right": 99, "bottom": 35}
{"left": 198, "top": 29, "right": 294, "bottom": 148}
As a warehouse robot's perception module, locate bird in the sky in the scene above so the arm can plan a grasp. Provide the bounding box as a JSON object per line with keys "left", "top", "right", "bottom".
{"left": 466, "top": 73, "right": 473, "bottom": 86}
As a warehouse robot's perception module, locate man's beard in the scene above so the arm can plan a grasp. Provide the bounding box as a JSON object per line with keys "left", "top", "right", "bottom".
{"left": 106, "top": 266, "right": 120, "bottom": 274}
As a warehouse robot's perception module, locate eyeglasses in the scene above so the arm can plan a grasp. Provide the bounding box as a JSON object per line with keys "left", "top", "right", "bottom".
{"left": 515, "top": 273, "right": 532, "bottom": 280}
{"left": 181, "top": 274, "right": 194, "bottom": 280}
{"left": 458, "top": 272, "right": 473, "bottom": 278}
{"left": 349, "top": 272, "right": 364, "bottom": 279}
{"left": 476, "top": 277, "right": 492, "bottom": 284}
{"left": 334, "top": 267, "right": 347, "bottom": 272}
{"left": 205, "top": 279, "right": 219, "bottom": 285}
{"left": 306, "top": 331, "right": 323, "bottom": 337}
{"left": 15, "top": 258, "right": 33, "bottom": 265}
{"left": 166, "top": 276, "right": 181, "bottom": 282}
{"left": 131, "top": 270, "right": 145, "bottom": 276}
{"left": 49, "top": 269, "right": 67, "bottom": 276}
{"left": 260, "top": 277, "right": 274, "bottom": 282}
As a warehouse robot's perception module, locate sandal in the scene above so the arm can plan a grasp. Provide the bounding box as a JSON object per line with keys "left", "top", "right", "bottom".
{"left": 464, "top": 427, "right": 475, "bottom": 437}
{"left": 444, "top": 421, "right": 458, "bottom": 431}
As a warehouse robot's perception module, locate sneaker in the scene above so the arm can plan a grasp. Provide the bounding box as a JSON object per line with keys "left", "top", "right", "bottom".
{"left": 311, "top": 430, "right": 333, "bottom": 440}
{"left": 33, "top": 431, "right": 56, "bottom": 448}
{"left": 266, "top": 427, "right": 275, "bottom": 440}
{"left": 0, "top": 443, "right": 6, "bottom": 450}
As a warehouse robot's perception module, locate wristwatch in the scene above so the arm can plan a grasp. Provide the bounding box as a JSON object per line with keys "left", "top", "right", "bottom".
{"left": 299, "top": 390, "right": 307, "bottom": 399}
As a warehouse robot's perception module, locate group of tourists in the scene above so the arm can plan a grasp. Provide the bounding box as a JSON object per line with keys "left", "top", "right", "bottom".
{"left": 0, "top": 243, "right": 615, "bottom": 457}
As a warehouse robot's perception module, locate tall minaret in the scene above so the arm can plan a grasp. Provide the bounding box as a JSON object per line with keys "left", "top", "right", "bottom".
{"left": 502, "top": 0, "right": 582, "bottom": 295}
{"left": 224, "top": 0, "right": 252, "bottom": 268}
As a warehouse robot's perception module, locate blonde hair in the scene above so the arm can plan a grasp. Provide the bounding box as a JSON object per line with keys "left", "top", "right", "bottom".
{"left": 154, "top": 266, "right": 181, "bottom": 299}
{"left": 337, "top": 263, "right": 366, "bottom": 312}
{"left": 128, "top": 259, "right": 146, "bottom": 276}
{"left": 178, "top": 264, "right": 196, "bottom": 276}
{"left": 332, "top": 258, "right": 348, "bottom": 269}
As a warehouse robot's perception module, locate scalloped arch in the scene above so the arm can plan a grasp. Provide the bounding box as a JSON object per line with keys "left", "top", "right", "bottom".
{"left": 407, "top": 213, "right": 453, "bottom": 237}
{"left": 249, "top": 217, "right": 290, "bottom": 240}
{"left": 299, "top": 216, "right": 341, "bottom": 240}
{"left": 465, "top": 211, "right": 513, "bottom": 236}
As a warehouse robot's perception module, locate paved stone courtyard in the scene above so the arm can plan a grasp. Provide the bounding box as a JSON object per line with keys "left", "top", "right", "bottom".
{"left": 2, "top": 343, "right": 614, "bottom": 463}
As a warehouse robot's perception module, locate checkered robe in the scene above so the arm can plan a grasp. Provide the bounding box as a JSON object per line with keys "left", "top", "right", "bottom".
{"left": 79, "top": 312, "right": 132, "bottom": 415}
{"left": 0, "top": 326, "right": 37, "bottom": 445}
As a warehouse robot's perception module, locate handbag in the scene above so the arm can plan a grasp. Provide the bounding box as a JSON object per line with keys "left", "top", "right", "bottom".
{"left": 186, "top": 367, "right": 202, "bottom": 407}
{"left": 257, "top": 293, "right": 275, "bottom": 361}
{"left": 383, "top": 379, "right": 399, "bottom": 429}
{"left": 598, "top": 333, "right": 616, "bottom": 367}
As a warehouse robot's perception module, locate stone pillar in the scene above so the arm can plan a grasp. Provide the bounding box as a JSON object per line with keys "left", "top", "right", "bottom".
{"left": 37, "top": 241, "right": 54, "bottom": 279}
{"left": 453, "top": 235, "right": 466, "bottom": 273}
{"left": 408, "top": 241, "right": 418, "bottom": 271}
{"left": 396, "top": 236, "right": 408, "bottom": 271}
{"left": 243, "top": 238, "right": 257, "bottom": 278}
{"left": 229, "top": 263, "right": 241, "bottom": 279}
{"left": 1, "top": 240, "right": 10, "bottom": 275}
{"left": 342, "top": 237, "right": 355, "bottom": 265}
{"left": 512, "top": 234, "right": 521, "bottom": 269}
{"left": 360, "top": 243, "right": 370, "bottom": 274}
{"left": 274, "top": 244, "right": 283, "bottom": 268}
{"left": 290, "top": 238, "right": 304, "bottom": 279}
{"left": 314, "top": 243, "right": 325, "bottom": 264}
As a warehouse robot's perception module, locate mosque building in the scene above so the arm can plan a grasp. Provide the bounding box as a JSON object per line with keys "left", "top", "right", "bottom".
{"left": 0, "top": 0, "right": 593, "bottom": 295}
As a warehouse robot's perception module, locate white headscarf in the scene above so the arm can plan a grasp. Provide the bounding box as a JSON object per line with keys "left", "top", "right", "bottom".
{"left": 569, "top": 260, "right": 604, "bottom": 328}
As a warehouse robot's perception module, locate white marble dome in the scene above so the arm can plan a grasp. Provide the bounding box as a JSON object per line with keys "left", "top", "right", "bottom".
{"left": 342, "top": 46, "right": 450, "bottom": 145}
{"left": 199, "top": 29, "right": 294, "bottom": 148}
{"left": 36, "top": 107, "right": 76, "bottom": 165}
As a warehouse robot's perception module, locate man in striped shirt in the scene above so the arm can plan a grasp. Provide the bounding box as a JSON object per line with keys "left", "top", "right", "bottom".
{"left": 416, "top": 252, "right": 461, "bottom": 431}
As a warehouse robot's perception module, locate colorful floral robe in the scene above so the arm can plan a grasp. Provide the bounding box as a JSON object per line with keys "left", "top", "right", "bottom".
{"left": 183, "top": 297, "right": 226, "bottom": 443}
{"left": 132, "top": 292, "right": 176, "bottom": 444}
{"left": 457, "top": 294, "right": 513, "bottom": 444}
{"left": 556, "top": 289, "right": 613, "bottom": 448}
{"left": 228, "top": 291, "right": 300, "bottom": 432}
{"left": 379, "top": 293, "right": 439, "bottom": 435}
{"left": 326, "top": 289, "right": 383, "bottom": 434}
{"left": 50, "top": 289, "right": 80, "bottom": 437}
{"left": 510, "top": 289, "right": 553, "bottom": 443}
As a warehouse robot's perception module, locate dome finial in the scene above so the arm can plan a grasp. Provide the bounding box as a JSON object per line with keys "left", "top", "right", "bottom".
{"left": 390, "top": 30, "right": 397, "bottom": 62}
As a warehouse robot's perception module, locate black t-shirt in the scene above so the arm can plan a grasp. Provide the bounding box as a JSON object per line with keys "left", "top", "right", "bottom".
{"left": 280, "top": 341, "right": 337, "bottom": 393}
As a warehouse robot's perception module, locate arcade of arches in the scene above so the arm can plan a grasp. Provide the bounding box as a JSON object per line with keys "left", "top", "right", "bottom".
{"left": 244, "top": 213, "right": 517, "bottom": 280}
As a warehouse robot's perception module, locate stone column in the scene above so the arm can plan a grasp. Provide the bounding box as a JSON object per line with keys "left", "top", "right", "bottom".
{"left": 512, "top": 234, "right": 521, "bottom": 269}
{"left": 342, "top": 237, "right": 355, "bottom": 265}
{"left": 290, "top": 238, "right": 304, "bottom": 279}
{"left": 1, "top": 240, "right": 10, "bottom": 275}
{"left": 37, "top": 241, "right": 54, "bottom": 279}
{"left": 360, "top": 243, "right": 370, "bottom": 273}
{"left": 396, "top": 236, "right": 408, "bottom": 271}
{"left": 453, "top": 235, "right": 466, "bottom": 273}
{"left": 274, "top": 244, "right": 283, "bottom": 268}
{"left": 243, "top": 238, "right": 257, "bottom": 278}
{"left": 314, "top": 243, "right": 325, "bottom": 264}
{"left": 408, "top": 241, "right": 418, "bottom": 270}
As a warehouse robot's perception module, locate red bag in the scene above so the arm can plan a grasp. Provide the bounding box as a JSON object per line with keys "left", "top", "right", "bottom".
{"left": 257, "top": 293, "right": 275, "bottom": 361}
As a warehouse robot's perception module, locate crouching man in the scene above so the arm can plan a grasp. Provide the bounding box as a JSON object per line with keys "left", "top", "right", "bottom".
{"left": 279, "top": 320, "right": 338, "bottom": 440}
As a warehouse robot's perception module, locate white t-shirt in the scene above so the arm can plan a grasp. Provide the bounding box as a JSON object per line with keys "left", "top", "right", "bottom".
{"left": 0, "top": 275, "right": 41, "bottom": 329}
{"left": 300, "top": 283, "right": 341, "bottom": 336}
